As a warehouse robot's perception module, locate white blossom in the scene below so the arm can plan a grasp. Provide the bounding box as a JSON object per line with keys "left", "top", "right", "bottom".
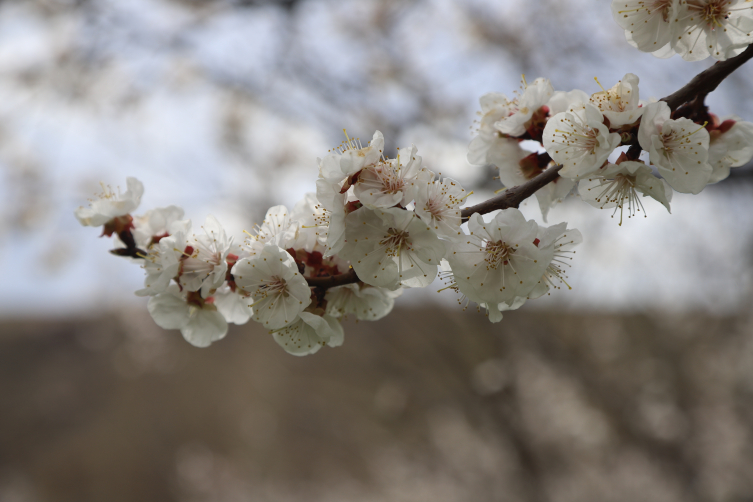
{"left": 578, "top": 161, "right": 672, "bottom": 224}
{"left": 271, "top": 312, "right": 344, "bottom": 356}
{"left": 493, "top": 77, "right": 554, "bottom": 137}
{"left": 638, "top": 101, "right": 712, "bottom": 193}
{"left": 467, "top": 93, "right": 519, "bottom": 166}
{"left": 312, "top": 132, "right": 386, "bottom": 257}
{"left": 476, "top": 136, "right": 529, "bottom": 176}
{"left": 317, "top": 131, "right": 385, "bottom": 184}
{"left": 475, "top": 138, "right": 533, "bottom": 194}
{"left": 446, "top": 210, "right": 549, "bottom": 314}
{"left": 147, "top": 285, "right": 228, "bottom": 348}
{"left": 547, "top": 89, "right": 591, "bottom": 115}
{"left": 315, "top": 178, "right": 349, "bottom": 257}
{"left": 611, "top": 0, "right": 678, "bottom": 57}
{"left": 637, "top": 100, "right": 671, "bottom": 148}
{"left": 673, "top": 0, "right": 753, "bottom": 61}
{"left": 178, "top": 215, "right": 233, "bottom": 298}
{"left": 131, "top": 205, "right": 185, "bottom": 249}
{"left": 543, "top": 102, "right": 622, "bottom": 179}
{"left": 135, "top": 219, "right": 192, "bottom": 297}
{"left": 242, "top": 205, "right": 298, "bottom": 257}
{"left": 291, "top": 193, "right": 327, "bottom": 252}
{"left": 526, "top": 223, "right": 583, "bottom": 300}
{"left": 317, "top": 152, "right": 346, "bottom": 185}
{"left": 340, "top": 207, "right": 445, "bottom": 290}
{"left": 413, "top": 174, "right": 468, "bottom": 239}
{"left": 438, "top": 259, "right": 530, "bottom": 323}
{"left": 708, "top": 119, "right": 753, "bottom": 183}
{"left": 214, "top": 284, "right": 253, "bottom": 325}
{"left": 482, "top": 297, "right": 529, "bottom": 323}
{"left": 75, "top": 177, "right": 144, "bottom": 227}
{"left": 339, "top": 130, "right": 385, "bottom": 177}
{"left": 475, "top": 92, "right": 517, "bottom": 134}
{"left": 590, "top": 73, "right": 644, "bottom": 127}
{"left": 232, "top": 244, "right": 312, "bottom": 329}
{"left": 325, "top": 283, "right": 400, "bottom": 321}
{"left": 354, "top": 145, "right": 427, "bottom": 209}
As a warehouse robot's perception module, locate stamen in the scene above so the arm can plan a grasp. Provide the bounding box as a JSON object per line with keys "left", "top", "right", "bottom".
{"left": 594, "top": 76, "right": 606, "bottom": 92}
{"left": 457, "top": 190, "right": 474, "bottom": 202}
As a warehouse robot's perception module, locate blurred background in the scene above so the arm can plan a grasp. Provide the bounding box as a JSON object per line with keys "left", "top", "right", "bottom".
{"left": 2, "top": 0, "right": 753, "bottom": 500}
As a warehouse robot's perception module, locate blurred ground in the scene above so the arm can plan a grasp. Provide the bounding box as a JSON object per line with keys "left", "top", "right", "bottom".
{"left": 2, "top": 307, "right": 753, "bottom": 502}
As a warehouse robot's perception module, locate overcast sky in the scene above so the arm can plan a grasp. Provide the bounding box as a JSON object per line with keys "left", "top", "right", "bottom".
{"left": 1, "top": 0, "right": 752, "bottom": 317}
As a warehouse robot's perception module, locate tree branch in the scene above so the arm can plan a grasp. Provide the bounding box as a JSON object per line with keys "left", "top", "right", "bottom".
{"left": 303, "top": 47, "right": 753, "bottom": 290}
{"left": 662, "top": 44, "right": 753, "bottom": 111}
{"left": 305, "top": 268, "right": 359, "bottom": 289}
{"left": 460, "top": 164, "right": 564, "bottom": 221}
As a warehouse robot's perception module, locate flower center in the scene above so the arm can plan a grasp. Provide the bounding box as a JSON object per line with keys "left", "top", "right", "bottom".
{"left": 425, "top": 197, "right": 445, "bottom": 219}
{"left": 588, "top": 173, "right": 647, "bottom": 226}
{"left": 380, "top": 228, "right": 410, "bottom": 257}
{"left": 257, "top": 276, "right": 288, "bottom": 297}
{"left": 366, "top": 161, "right": 405, "bottom": 194}
{"left": 661, "top": 122, "right": 707, "bottom": 153}
{"left": 181, "top": 241, "right": 221, "bottom": 276}
{"left": 555, "top": 115, "right": 599, "bottom": 153}
{"left": 654, "top": 0, "right": 673, "bottom": 22}
{"left": 484, "top": 240, "right": 514, "bottom": 270}
{"left": 692, "top": 0, "right": 729, "bottom": 27}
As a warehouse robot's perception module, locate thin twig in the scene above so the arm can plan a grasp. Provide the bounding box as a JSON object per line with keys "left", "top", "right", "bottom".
{"left": 460, "top": 165, "right": 564, "bottom": 221}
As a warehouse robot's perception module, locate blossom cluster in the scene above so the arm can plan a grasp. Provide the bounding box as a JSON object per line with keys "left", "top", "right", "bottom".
{"left": 74, "top": 73, "right": 753, "bottom": 356}
{"left": 74, "top": 1, "right": 753, "bottom": 357}
{"left": 75, "top": 128, "right": 582, "bottom": 355}
{"left": 469, "top": 74, "right": 753, "bottom": 224}
{"left": 611, "top": 0, "right": 753, "bottom": 61}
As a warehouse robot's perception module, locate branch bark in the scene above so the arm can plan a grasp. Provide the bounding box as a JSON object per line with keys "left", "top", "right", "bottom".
{"left": 305, "top": 268, "right": 359, "bottom": 289}
{"left": 460, "top": 165, "right": 563, "bottom": 221}
{"left": 661, "top": 44, "right": 753, "bottom": 111}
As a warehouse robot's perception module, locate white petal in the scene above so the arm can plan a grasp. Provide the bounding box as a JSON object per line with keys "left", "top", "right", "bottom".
{"left": 214, "top": 288, "right": 253, "bottom": 325}
{"left": 181, "top": 309, "right": 228, "bottom": 348}
{"left": 147, "top": 288, "right": 190, "bottom": 330}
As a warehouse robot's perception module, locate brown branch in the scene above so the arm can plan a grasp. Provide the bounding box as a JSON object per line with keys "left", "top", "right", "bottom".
{"left": 305, "top": 268, "right": 359, "bottom": 289}
{"left": 662, "top": 44, "right": 753, "bottom": 111}
{"left": 110, "top": 227, "right": 147, "bottom": 259}
{"left": 460, "top": 164, "right": 564, "bottom": 221}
